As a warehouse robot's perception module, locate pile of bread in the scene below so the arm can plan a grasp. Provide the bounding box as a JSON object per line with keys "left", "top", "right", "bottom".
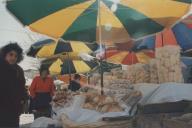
{"left": 103, "top": 79, "right": 133, "bottom": 99}
{"left": 155, "top": 46, "right": 183, "bottom": 83}
{"left": 82, "top": 93, "right": 124, "bottom": 113}
{"left": 121, "top": 90, "right": 142, "bottom": 107}
{"left": 125, "top": 64, "right": 150, "bottom": 84}
{"left": 51, "top": 90, "right": 77, "bottom": 108}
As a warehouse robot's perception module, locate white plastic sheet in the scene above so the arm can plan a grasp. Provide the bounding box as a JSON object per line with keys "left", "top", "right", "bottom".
{"left": 137, "top": 83, "right": 192, "bottom": 105}
{"left": 30, "top": 117, "right": 62, "bottom": 128}
{"left": 53, "top": 95, "right": 129, "bottom": 123}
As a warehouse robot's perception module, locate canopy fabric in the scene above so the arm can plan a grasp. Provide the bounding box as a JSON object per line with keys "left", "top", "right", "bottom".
{"left": 7, "top": 0, "right": 191, "bottom": 44}
{"left": 136, "top": 15, "right": 192, "bottom": 51}
{"left": 136, "top": 29, "right": 180, "bottom": 50}
{"left": 104, "top": 49, "right": 155, "bottom": 65}
{"left": 43, "top": 58, "right": 98, "bottom": 75}
{"left": 27, "top": 39, "right": 98, "bottom": 58}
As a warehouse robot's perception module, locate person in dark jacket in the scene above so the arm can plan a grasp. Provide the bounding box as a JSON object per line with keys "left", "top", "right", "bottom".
{"left": 29, "top": 65, "right": 55, "bottom": 119}
{"left": 68, "top": 74, "right": 81, "bottom": 92}
{"left": 0, "top": 43, "right": 26, "bottom": 127}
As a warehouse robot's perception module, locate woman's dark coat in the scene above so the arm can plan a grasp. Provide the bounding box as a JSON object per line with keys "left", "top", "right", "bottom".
{"left": 0, "top": 57, "right": 26, "bottom": 126}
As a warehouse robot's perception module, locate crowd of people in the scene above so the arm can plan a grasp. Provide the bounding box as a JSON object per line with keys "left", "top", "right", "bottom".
{"left": 0, "top": 43, "right": 82, "bottom": 127}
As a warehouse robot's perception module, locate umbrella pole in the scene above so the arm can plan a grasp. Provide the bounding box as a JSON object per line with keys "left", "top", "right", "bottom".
{"left": 100, "top": 59, "right": 104, "bottom": 95}
{"left": 67, "top": 53, "right": 72, "bottom": 82}
{"left": 98, "top": 0, "right": 104, "bottom": 95}
{"left": 87, "top": 73, "right": 90, "bottom": 85}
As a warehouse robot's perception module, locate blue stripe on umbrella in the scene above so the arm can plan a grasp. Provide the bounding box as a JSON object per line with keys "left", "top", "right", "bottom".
{"left": 135, "top": 22, "right": 192, "bottom": 52}
{"left": 173, "top": 23, "right": 192, "bottom": 51}
{"left": 136, "top": 36, "right": 155, "bottom": 50}
{"left": 32, "top": 39, "right": 54, "bottom": 47}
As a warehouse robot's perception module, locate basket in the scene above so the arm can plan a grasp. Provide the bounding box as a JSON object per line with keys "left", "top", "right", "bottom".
{"left": 135, "top": 112, "right": 192, "bottom": 128}
{"left": 61, "top": 114, "right": 136, "bottom": 128}
{"left": 163, "top": 119, "right": 192, "bottom": 128}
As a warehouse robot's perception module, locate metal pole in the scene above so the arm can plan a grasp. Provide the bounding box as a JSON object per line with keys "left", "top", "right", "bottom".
{"left": 67, "top": 53, "right": 72, "bottom": 82}
{"left": 98, "top": 0, "right": 104, "bottom": 95}
{"left": 98, "top": 0, "right": 102, "bottom": 48}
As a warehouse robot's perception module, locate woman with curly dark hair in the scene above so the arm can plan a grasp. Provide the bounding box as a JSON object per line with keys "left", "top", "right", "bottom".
{"left": 0, "top": 42, "right": 27, "bottom": 127}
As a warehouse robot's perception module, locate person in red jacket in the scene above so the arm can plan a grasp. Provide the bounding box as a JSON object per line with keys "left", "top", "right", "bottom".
{"left": 29, "top": 65, "right": 55, "bottom": 118}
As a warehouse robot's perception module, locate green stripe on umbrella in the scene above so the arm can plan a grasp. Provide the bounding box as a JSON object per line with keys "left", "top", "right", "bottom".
{"left": 42, "top": 58, "right": 98, "bottom": 75}
{"left": 7, "top": 0, "right": 88, "bottom": 25}
{"left": 7, "top": 0, "right": 191, "bottom": 43}
{"left": 62, "top": 2, "right": 98, "bottom": 42}
{"left": 103, "top": 0, "right": 164, "bottom": 38}
{"left": 27, "top": 39, "right": 99, "bottom": 58}
{"left": 174, "top": 0, "right": 192, "bottom": 4}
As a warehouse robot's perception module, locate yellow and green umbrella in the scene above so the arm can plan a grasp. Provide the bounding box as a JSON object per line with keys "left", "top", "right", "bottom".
{"left": 42, "top": 58, "right": 98, "bottom": 75}
{"left": 6, "top": 0, "right": 191, "bottom": 44}
{"left": 27, "top": 39, "right": 98, "bottom": 58}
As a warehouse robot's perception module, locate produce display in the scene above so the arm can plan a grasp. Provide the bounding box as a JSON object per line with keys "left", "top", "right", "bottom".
{"left": 51, "top": 90, "right": 77, "bottom": 108}
{"left": 126, "top": 64, "right": 150, "bottom": 84}
{"left": 149, "top": 59, "right": 159, "bottom": 83}
{"left": 121, "top": 90, "right": 142, "bottom": 107}
{"left": 156, "top": 46, "right": 183, "bottom": 83}
{"left": 82, "top": 94, "right": 124, "bottom": 113}
{"left": 103, "top": 79, "right": 133, "bottom": 99}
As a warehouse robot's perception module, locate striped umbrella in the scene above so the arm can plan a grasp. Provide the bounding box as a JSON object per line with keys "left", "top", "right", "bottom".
{"left": 27, "top": 39, "right": 98, "bottom": 58}
{"left": 104, "top": 49, "right": 155, "bottom": 65}
{"left": 42, "top": 58, "right": 98, "bottom": 75}
{"left": 135, "top": 15, "right": 192, "bottom": 52}
{"left": 6, "top": 0, "right": 191, "bottom": 44}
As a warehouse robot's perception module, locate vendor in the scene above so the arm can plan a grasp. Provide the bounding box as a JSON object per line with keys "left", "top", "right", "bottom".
{"left": 29, "top": 65, "right": 55, "bottom": 118}
{"left": 68, "top": 74, "right": 81, "bottom": 92}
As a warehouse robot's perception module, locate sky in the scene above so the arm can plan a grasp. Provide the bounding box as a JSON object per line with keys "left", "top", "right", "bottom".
{"left": 0, "top": 0, "right": 44, "bottom": 70}
{"left": 0, "top": 0, "right": 34, "bottom": 47}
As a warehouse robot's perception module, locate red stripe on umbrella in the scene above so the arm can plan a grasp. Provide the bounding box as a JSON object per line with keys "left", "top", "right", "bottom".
{"left": 105, "top": 50, "right": 120, "bottom": 58}
{"left": 144, "top": 51, "right": 155, "bottom": 58}
{"left": 187, "top": 24, "right": 192, "bottom": 29}
{"left": 121, "top": 52, "right": 139, "bottom": 65}
{"left": 155, "top": 29, "right": 178, "bottom": 48}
